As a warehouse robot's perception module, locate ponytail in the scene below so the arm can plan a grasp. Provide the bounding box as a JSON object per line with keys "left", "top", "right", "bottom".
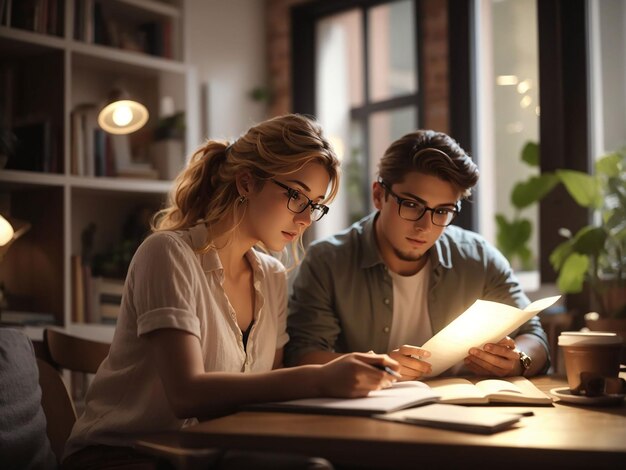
{"left": 151, "top": 141, "right": 231, "bottom": 231}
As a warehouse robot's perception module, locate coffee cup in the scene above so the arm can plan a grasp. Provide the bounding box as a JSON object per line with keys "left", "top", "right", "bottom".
{"left": 558, "top": 331, "right": 623, "bottom": 396}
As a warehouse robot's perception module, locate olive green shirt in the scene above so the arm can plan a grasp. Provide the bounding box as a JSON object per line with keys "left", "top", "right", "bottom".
{"left": 285, "top": 212, "right": 550, "bottom": 373}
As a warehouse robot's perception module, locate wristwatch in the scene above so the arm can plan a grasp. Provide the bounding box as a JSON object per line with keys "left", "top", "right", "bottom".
{"left": 518, "top": 350, "right": 532, "bottom": 375}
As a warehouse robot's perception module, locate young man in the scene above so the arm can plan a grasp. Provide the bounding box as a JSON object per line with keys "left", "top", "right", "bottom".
{"left": 285, "top": 130, "right": 550, "bottom": 379}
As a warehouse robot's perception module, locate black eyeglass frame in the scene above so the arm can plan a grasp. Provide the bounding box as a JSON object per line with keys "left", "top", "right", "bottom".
{"left": 378, "top": 179, "right": 461, "bottom": 227}
{"left": 271, "top": 179, "right": 330, "bottom": 222}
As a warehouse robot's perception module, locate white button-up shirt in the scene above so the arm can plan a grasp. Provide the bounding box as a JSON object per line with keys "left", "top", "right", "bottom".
{"left": 64, "top": 223, "right": 288, "bottom": 458}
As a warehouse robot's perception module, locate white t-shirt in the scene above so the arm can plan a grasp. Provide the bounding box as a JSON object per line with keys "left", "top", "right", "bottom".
{"left": 387, "top": 260, "right": 433, "bottom": 351}
{"left": 64, "top": 223, "right": 288, "bottom": 458}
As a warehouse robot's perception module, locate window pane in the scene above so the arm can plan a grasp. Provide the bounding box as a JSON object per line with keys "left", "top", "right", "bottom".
{"left": 589, "top": 0, "right": 626, "bottom": 156}
{"left": 316, "top": 10, "right": 364, "bottom": 110}
{"left": 344, "top": 120, "right": 367, "bottom": 225}
{"left": 476, "top": 0, "right": 539, "bottom": 284}
{"left": 315, "top": 9, "right": 364, "bottom": 239}
{"left": 368, "top": 106, "right": 417, "bottom": 192}
{"left": 368, "top": 0, "right": 417, "bottom": 101}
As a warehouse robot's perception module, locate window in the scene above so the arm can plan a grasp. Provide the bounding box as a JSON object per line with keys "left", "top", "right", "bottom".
{"left": 474, "top": 0, "right": 541, "bottom": 289}
{"left": 293, "top": 0, "right": 420, "bottom": 239}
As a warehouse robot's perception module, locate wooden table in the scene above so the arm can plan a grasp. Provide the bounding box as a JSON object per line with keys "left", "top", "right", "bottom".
{"left": 172, "top": 375, "right": 626, "bottom": 469}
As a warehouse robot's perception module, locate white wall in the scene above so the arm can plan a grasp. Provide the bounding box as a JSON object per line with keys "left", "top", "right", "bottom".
{"left": 184, "top": 0, "right": 267, "bottom": 143}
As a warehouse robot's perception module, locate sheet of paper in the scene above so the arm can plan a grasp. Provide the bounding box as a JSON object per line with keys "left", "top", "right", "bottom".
{"left": 421, "top": 296, "right": 560, "bottom": 377}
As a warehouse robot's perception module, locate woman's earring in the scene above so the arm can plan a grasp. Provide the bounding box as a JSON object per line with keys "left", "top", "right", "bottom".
{"left": 238, "top": 195, "right": 247, "bottom": 204}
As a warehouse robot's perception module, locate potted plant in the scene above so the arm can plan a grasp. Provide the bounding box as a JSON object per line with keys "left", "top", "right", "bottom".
{"left": 548, "top": 149, "right": 626, "bottom": 325}
{"left": 508, "top": 146, "right": 626, "bottom": 341}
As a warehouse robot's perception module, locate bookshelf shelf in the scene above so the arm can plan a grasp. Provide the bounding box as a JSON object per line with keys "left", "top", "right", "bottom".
{"left": 71, "top": 40, "right": 187, "bottom": 73}
{"left": 0, "top": 0, "right": 190, "bottom": 332}
{"left": 0, "top": 25, "right": 68, "bottom": 49}
{"left": 0, "top": 170, "right": 67, "bottom": 187}
{"left": 120, "top": 0, "right": 182, "bottom": 19}
{"left": 69, "top": 175, "right": 172, "bottom": 194}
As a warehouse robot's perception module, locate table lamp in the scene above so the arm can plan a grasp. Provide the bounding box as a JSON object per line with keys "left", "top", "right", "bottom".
{"left": 0, "top": 214, "right": 31, "bottom": 314}
{"left": 0, "top": 214, "right": 13, "bottom": 246}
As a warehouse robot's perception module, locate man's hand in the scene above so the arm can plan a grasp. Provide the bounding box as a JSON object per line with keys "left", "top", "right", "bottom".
{"left": 464, "top": 336, "right": 520, "bottom": 377}
{"left": 388, "top": 345, "right": 432, "bottom": 380}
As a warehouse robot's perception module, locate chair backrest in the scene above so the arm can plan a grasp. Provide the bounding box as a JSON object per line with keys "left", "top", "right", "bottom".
{"left": 36, "top": 357, "right": 77, "bottom": 462}
{"left": 43, "top": 328, "right": 110, "bottom": 374}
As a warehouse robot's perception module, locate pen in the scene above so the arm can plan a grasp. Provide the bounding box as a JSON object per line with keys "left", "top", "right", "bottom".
{"left": 373, "top": 364, "right": 402, "bottom": 379}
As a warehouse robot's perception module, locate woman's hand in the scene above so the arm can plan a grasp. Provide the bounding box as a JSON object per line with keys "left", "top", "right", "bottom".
{"left": 389, "top": 345, "right": 432, "bottom": 380}
{"left": 464, "top": 336, "right": 520, "bottom": 377}
{"left": 317, "top": 353, "right": 400, "bottom": 398}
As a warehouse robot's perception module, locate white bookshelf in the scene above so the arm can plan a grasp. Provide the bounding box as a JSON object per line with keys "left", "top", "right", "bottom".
{"left": 0, "top": 0, "right": 194, "bottom": 340}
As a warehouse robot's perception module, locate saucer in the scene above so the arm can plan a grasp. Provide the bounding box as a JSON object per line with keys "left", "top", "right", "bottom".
{"left": 550, "top": 387, "right": 625, "bottom": 406}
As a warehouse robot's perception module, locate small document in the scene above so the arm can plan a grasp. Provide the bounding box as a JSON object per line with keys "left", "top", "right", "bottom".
{"left": 424, "top": 376, "right": 552, "bottom": 405}
{"left": 375, "top": 403, "right": 522, "bottom": 434}
{"left": 245, "top": 381, "right": 440, "bottom": 416}
{"left": 421, "top": 296, "right": 560, "bottom": 377}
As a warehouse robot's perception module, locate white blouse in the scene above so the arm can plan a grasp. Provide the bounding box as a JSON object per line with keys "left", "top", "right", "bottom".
{"left": 64, "top": 223, "right": 288, "bottom": 458}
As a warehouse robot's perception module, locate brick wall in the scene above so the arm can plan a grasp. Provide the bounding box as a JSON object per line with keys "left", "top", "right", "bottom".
{"left": 266, "top": 0, "right": 308, "bottom": 117}
{"left": 421, "top": 0, "right": 449, "bottom": 132}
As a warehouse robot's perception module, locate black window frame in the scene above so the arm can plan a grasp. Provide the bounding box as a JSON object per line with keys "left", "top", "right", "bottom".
{"left": 291, "top": 0, "right": 423, "bottom": 220}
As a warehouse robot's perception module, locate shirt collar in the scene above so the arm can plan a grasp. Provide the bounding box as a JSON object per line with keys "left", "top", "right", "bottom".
{"left": 358, "top": 212, "right": 385, "bottom": 269}
{"left": 186, "top": 223, "right": 265, "bottom": 280}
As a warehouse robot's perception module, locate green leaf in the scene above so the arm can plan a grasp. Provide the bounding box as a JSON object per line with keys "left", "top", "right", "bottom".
{"left": 595, "top": 152, "right": 622, "bottom": 177}
{"left": 518, "top": 246, "right": 533, "bottom": 271}
{"left": 521, "top": 141, "right": 539, "bottom": 167}
{"left": 511, "top": 174, "right": 559, "bottom": 209}
{"left": 556, "top": 253, "right": 589, "bottom": 294}
{"left": 550, "top": 238, "right": 575, "bottom": 271}
{"left": 571, "top": 226, "right": 607, "bottom": 257}
{"left": 497, "top": 216, "right": 531, "bottom": 250}
{"left": 495, "top": 214, "right": 532, "bottom": 266}
{"left": 556, "top": 170, "right": 602, "bottom": 208}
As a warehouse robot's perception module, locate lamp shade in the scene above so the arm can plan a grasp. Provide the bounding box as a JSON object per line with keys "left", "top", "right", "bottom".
{"left": 0, "top": 215, "right": 13, "bottom": 246}
{"left": 98, "top": 98, "right": 149, "bottom": 135}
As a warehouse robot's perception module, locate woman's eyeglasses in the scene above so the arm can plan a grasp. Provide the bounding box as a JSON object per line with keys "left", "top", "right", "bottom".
{"left": 271, "top": 179, "right": 329, "bottom": 222}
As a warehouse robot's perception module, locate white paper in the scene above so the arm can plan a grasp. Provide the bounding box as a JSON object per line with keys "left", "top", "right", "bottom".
{"left": 421, "top": 296, "right": 560, "bottom": 377}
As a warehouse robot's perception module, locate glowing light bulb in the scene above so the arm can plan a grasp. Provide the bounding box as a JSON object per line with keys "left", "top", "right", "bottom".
{"left": 112, "top": 105, "right": 133, "bottom": 127}
{"left": 0, "top": 215, "right": 14, "bottom": 246}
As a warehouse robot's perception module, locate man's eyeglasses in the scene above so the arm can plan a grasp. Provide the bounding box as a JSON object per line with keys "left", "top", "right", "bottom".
{"left": 271, "top": 179, "right": 329, "bottom": 222}
{"left": 378, "top": 179, "right": 460, "bottom": 227}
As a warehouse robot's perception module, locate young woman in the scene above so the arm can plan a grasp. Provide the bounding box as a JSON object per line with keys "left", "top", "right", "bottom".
{"left": 62, "top": 114, "right": 399, "bottom": 469}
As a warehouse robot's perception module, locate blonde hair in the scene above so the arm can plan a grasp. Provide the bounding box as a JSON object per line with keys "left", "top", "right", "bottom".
{"left": 152, "top": 114, "right": 340, "bottom": 264}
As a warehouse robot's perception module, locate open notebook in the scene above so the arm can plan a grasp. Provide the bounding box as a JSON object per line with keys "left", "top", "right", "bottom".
{"left": 424, "top": 376, "right": 553, "bottom": 405}
{"left": 244, "top": 381, "right": 440, "bottom": 416}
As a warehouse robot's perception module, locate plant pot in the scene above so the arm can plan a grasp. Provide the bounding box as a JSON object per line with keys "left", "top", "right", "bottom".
{"left": 590, "top": 281, "right": 626, "bottom": 318}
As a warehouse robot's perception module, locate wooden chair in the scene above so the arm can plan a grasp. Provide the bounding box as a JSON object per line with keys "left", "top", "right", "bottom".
{"left": 43, "top": 328, "right": 110, "bottom": 374}
{"left": 43, "top": 327, "right": 111, "bottom": 414}
{"left": 40, "top": 329, "right": 219, "bottom": 468}
{"left": 36, "top": 357, "right": 77, "bottom": 462}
